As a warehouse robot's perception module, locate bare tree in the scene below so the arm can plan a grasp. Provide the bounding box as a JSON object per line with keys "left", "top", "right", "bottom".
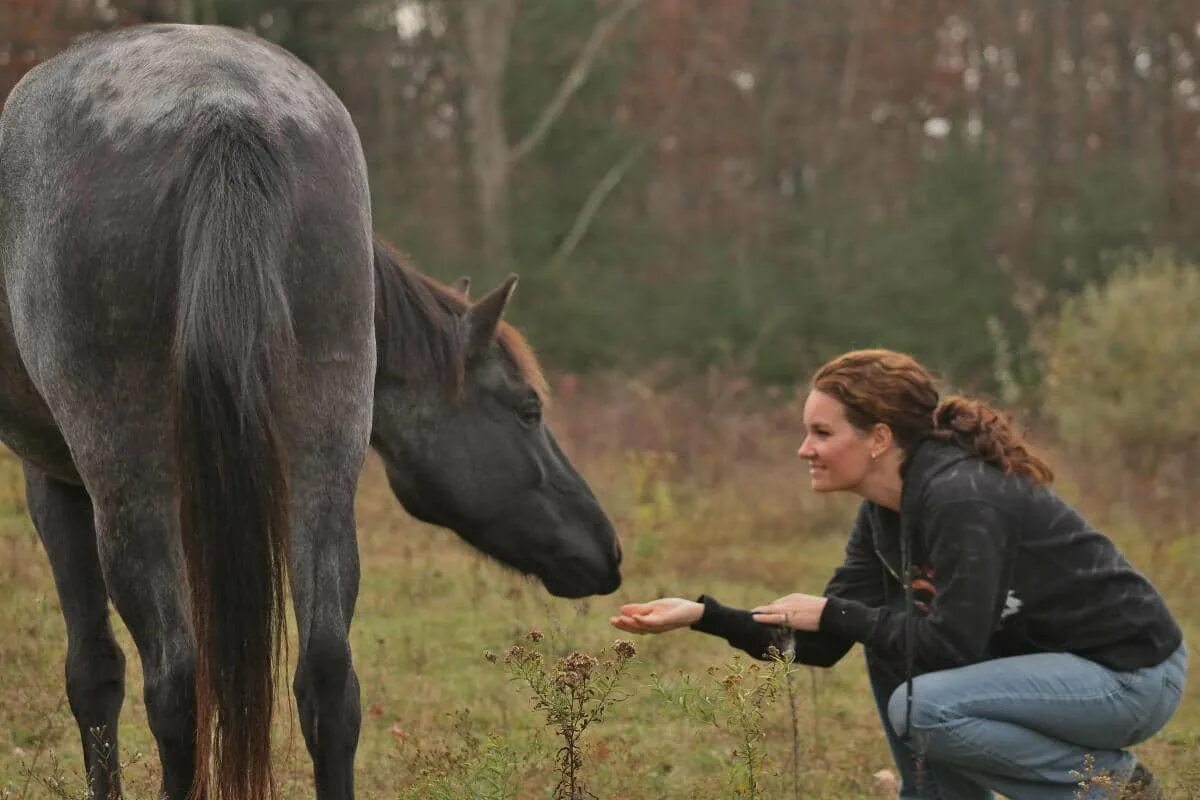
{"left": 1108, "top": 0, "right": 1134, "bottom": 153}
{"left": 456, "top": 0, "right": 518, "bottom": 269}
{"left": 451, "top": 0, "right": 642, "bottom": 271}
{"left": 1151, "top": 0, "right": 1178, "bottom": 232}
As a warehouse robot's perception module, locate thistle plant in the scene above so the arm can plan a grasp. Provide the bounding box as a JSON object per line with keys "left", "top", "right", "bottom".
{"left": 16, "top": 730, "right": 145, "bottom": 800}
{"left": 486, "top": 631, "right": 637, "bottom": 800}
{"left": 1070, "top": 754, "right": 1164, "bottom": 800}
{"left": 396, "top": 709, "right": 522, "bottom": 800}
{"left": 652, "top": 647, "right": 795, "bottom": 800}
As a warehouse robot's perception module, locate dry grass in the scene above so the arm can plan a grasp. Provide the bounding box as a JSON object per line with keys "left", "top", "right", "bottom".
{"left": 0, "top": 374, "right": 1196, "bottom": 798}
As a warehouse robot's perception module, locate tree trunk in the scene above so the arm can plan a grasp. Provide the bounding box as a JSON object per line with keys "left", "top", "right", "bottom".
{"left": 458, "top": 0, "right": 517, "bottom": 272}
{"left": 1108, "top": 0, "right": 1133, "bottom": 153}
{"left": 1066, "top": 0, "right": 1088, "bottom": 164}
{"left": 1152, "top": 0, "right": 1178, "bottom": 235}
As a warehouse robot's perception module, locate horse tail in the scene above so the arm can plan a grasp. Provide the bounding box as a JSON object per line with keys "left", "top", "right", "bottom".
{"left": 174, "top": 113, "right": 295, "bottom": 800}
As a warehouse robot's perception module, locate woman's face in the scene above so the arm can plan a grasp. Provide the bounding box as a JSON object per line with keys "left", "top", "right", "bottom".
{"left": 797, "top": 389, "right": 874, "bottom": 493}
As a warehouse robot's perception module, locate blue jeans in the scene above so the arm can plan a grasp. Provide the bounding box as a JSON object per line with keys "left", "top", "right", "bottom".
{"left": 867, "top": 643, "right": 1188, "bottom": 799}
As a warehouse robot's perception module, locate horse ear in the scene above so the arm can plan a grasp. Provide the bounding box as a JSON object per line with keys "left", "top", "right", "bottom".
{"left": 451, "top": 276, "right": 471, "bottom": 298}
{"left": 465, "top": 274, "right": 517, "bottom": 357}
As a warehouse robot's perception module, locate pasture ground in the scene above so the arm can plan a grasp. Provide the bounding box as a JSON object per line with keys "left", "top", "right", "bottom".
{"left": 1, "top": 379, "right": 1197, "bottom": 798}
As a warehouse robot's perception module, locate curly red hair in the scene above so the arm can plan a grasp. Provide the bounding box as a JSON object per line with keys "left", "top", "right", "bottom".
{"left": 812, "top": 349, "right": 1053, "bottom": 484}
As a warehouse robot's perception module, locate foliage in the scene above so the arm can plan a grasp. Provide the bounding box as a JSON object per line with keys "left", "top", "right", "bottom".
{"left": 8, "top": 3, "right": 1200, "bottom": 386}
{"left": 490, "top": 632, "right": 638, "bottom": 800}
{"left": 1069, "top": 753, "right": 1165, "bottom": 800}
{"left": 1033, "top": 157, "right": 1161, "bottom": 303}
{"left": 395, "top": 710, "right": 523, "bottom": 800}
{"left": 0, "top": 450, "right": 24, "bottom": 516}
{"left": 651, "top": 649, "right": 796, "bottom": 800}
{"left": 832, "top": 142, "right": 1017, "bottom": 384}
{"left": 1040, "top": 252, "right": 1200, "bottom": 471}
{"left": 625, "top": 450, "right": 676, "bottom": 560}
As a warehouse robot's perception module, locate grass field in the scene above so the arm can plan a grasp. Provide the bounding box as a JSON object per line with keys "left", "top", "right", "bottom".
{"left": 1, "top": 378, "right": 1197, "bottom": 798}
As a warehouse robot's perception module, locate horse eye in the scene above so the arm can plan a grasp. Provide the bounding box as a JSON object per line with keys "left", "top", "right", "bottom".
{"left": 519, "top": 399, "right": 543, "bottom": 425}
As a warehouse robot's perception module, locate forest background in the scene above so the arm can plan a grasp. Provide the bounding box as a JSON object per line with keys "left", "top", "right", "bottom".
{"left": 1, "top": 2, "right": 1198, "bottom": 798}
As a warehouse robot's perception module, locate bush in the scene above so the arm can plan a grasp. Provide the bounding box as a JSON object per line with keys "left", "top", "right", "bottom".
{"left": 1040, "top": 251, "right": 1200, "bottom": 471}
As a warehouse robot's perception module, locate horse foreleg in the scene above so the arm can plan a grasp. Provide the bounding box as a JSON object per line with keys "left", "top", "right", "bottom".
{"left": 24, "top": 463, "right": 126, "bottom": 800}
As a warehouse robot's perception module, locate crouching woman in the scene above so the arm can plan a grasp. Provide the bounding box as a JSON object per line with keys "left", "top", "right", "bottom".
{"left": 611, "top": 350, "right": 1187, "bottom": 799}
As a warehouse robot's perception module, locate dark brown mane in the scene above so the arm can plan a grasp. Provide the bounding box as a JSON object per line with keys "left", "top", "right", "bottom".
{"left": 372, "top": 237, "right": 548, "bottom": 402}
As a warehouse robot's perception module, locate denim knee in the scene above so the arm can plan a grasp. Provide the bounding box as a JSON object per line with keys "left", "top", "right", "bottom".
{"left": 887, "top": 677, "right": 945, "bottom": 738}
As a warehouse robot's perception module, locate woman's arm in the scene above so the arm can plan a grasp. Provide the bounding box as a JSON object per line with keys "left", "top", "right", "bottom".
{"left": 691, "top": 503, "right": 886, "bottom": 665}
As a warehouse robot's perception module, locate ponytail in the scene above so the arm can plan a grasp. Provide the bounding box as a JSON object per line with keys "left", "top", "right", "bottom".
{"left": 930, "top": 396, "right": 1054, "bottom": 485}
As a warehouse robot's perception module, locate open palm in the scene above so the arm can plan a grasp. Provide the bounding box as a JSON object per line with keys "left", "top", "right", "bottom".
{"left": 609, "top": 597, "right": 703, "bottom": 634}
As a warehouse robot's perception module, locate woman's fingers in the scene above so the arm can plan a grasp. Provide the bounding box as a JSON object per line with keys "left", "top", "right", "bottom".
{"left": 610, "top": 610, "right": 679, "bottom": 634}
{"left": 751, "top": 605, "right": 788, "bottom": 625}
{"left": 612, "top": 621, "right": 649, "bottom": 634}
{"left": 619, "top": 602, "right": 655, "bottom": 616}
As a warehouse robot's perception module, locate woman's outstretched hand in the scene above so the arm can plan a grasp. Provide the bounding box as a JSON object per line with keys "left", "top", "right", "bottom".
{"left": 751, "top": 593, "right": 827, "bottom": 632}
{"left": 609, "top": 597, "right": 704, "bottom": 634}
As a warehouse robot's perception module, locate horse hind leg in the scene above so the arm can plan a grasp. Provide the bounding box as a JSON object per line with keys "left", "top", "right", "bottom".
{"left": 23, "top": 462, "right": 126, "bottom": 800}
{"left": 87, "top": 468, "right": 197, "bottom": 800}
{"left": 288, "top": 459, "right": 365, "bottom": 800}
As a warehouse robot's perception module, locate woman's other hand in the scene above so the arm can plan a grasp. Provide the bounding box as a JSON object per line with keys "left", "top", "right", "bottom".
{"left": 751, "top": 593, "right": 827, "bottom": 631}
{"left": 609, "top": 597, "right": 703, "bottom": 634}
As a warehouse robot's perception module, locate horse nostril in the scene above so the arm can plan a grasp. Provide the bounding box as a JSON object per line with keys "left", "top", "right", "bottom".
{"left": 613, "top": 536, "right": 623, "bottom": 565}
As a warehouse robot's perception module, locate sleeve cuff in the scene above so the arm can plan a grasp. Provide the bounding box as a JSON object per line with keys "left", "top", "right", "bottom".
{"left": 819, "top": 595, "right": 879, "bottom": 643}
{"left": 689, "top": 594, "right": 751, "bottom": 636}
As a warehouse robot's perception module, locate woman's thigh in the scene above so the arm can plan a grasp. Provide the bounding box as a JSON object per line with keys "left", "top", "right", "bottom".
{"left": 888, "top": 648, "right": 1184, "bottom": 752}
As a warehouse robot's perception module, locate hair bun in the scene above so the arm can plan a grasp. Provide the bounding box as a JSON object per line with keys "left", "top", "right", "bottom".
{"left": 933, "top": 396, "right": 976, "bottom": 431}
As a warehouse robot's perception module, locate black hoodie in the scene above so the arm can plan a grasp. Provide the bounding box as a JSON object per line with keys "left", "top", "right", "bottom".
{"left": 692, "top": 439, "right": 1183, "bottom": 674}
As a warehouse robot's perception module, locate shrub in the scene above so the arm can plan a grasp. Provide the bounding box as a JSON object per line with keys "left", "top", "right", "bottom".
{"left": 1040, "top": 251, "right": 1200, "bottom": 468}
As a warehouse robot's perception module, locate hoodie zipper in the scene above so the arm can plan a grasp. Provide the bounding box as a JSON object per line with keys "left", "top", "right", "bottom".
{"left": 875, "top": 545, "right": 903, "bottom": 583}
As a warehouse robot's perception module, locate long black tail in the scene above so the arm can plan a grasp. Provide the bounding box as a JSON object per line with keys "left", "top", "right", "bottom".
{"left": 175, "top": 113, "right": 295, "bottom": 800}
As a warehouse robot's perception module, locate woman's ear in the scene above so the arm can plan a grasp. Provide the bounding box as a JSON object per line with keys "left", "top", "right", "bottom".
{"left": 871, "top": 423, "right": 895, "bottom": 459}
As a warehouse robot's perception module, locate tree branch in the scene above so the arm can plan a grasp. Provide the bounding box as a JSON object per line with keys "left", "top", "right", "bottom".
{"left": 509, "top": 0, "right": 642, "bottom": 166}
{"left": 545, "top": 56, "right": 700, "bottom": 272}
{"left": 543, "top": 140, "right": 648, "bottom": 273}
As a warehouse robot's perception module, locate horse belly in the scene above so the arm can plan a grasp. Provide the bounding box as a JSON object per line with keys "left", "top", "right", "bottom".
{"left": 0, "top": 319, "right": 78, "bottom": 483}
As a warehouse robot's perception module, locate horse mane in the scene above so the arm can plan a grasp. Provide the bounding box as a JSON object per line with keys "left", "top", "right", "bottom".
{"left": 372, "top": 238, "right": 548, "bottom": 402}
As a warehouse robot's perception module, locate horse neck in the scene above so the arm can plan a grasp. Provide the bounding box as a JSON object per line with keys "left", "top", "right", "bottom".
{"left": 373, "top": 257, "right": 464, "bottom": 394}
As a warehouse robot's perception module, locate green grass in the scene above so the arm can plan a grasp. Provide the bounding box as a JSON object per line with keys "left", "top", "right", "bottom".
{"left": 1, "top": 388, "right": 1197, "bottom": 799}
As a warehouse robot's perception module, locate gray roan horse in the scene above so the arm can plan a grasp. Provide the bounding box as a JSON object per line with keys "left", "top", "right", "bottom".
{"left": 0, "top": 24, "right": 621, "bottom": 800}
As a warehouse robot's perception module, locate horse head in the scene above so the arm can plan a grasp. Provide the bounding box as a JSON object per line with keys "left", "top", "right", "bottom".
{"left": 370, "top": 240, "right": 621, "bottom": 598}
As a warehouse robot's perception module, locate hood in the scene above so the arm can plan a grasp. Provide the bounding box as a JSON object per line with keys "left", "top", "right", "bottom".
{"left": 898, "top": 437, "right": 975, "bottom": 522}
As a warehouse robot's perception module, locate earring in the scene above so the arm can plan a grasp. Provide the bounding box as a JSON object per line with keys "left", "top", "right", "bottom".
{"left": 870, "top": 452, "right": 879, "bottom": 461}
